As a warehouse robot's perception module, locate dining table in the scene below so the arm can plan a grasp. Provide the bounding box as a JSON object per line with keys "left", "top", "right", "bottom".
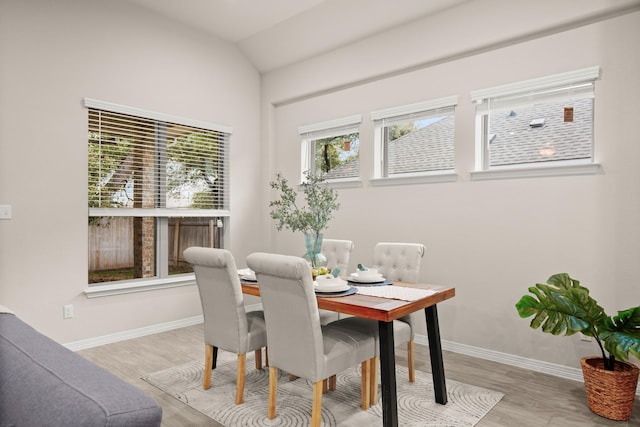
{"left": 240, "top": 274, "right": 456, "bottom": 427}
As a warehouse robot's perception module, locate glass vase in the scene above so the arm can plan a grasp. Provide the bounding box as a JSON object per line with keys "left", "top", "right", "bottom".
{"left": 303, "top": 232, "right": 327, "bottom": 269}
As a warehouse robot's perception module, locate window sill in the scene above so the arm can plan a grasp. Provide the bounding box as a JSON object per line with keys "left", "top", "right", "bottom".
{"left": 84, "top": 274, "right": 196, "bottom": 298}
{"left": 323, "top": 178, "right": 363, "bottom": 189}
{"left": 470, "top": 163, "right": 602, "bottom": 181}
{"left": 370, "top": 172, "right": 458, "bottom": 187}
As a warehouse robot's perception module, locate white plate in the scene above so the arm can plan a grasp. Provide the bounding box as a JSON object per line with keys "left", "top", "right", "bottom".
{"left": 349, "top": 273, "right": 385, "bottom": 283}
{"left": 314, "top": 278, "right": 349, "bottom": 293}
{"left": 238, "top": 268, "right": 257, "bottom": 281}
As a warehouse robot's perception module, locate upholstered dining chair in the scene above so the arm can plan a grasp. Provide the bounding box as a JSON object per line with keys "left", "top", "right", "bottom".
{"left": 321, "top": 238, "right": 354, "bottom": 274}
{"left": 372, "top": 242, "right": 426, "bottom": 386}
{"left": 246, "top": 252, "right": 377, "bottom": 426}
{"left": 183, "top": 247, "right": 268, "bottom": 405}
{"left": 317, "top": 238, "right": 354, "bottom": 325}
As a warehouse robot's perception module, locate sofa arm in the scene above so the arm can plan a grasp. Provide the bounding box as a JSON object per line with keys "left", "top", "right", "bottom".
{"left": 0, "top": 313, "right": 162, "bottom": 426}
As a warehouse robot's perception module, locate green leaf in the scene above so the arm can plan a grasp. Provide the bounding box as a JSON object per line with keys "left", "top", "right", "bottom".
{"left": 514, "top": 273, "right": 596, "bottom": 336}
{"left": 516, "top": 273, "right": 640, "bottom": 362}
{"left": 600, "top": 307, "right": 640, "bottom": 361}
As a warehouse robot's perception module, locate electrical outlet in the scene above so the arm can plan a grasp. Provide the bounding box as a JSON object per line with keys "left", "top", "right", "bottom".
{"left": 63, "top": 304, "right": 74, "bottom": 319}
{"left": 0, "top": 205, "right": 11, "bottom": 220}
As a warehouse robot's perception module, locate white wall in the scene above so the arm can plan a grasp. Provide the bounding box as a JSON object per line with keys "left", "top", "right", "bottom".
{"left": 262, "top": 0, "right": 640, "bottom": 368}
{"left": 1, "top": 0, "right": 638, "bottom": 373}
{"left": 0, "top": 0, "right": 264, "bottom": 343}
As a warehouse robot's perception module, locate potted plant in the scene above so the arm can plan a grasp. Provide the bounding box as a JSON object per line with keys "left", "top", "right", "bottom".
{"left": 269, "top": 170, "right": 339, "bottom": 271}
{"left": 515, "top": 273, "right": 640, "bottom": 420}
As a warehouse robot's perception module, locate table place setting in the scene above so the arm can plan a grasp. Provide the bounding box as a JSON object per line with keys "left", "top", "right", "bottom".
{"left": 347, "top": 267, "right": 393, "bottom": 286}
{"left": 314, "top": 274, "right": 357, "bottom": 297}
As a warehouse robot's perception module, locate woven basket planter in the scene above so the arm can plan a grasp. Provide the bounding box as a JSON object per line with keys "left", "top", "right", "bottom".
{"left": 581, "top": 356, "right": 639, "bottom": 421}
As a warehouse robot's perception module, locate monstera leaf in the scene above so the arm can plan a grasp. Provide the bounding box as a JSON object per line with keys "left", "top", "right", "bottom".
{"left": 600, "top": 307, "right": 640, "bottom": 362}
{"left": 515, "top": 273, "right": 606, "bottom": 337}
{"left": 516, "top": 273, "right": 640, "bottom": 369}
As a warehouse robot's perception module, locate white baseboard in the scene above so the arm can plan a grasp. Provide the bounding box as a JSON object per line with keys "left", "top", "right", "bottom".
{"left": 64, "top": 315, "right": 639, "bottom": 396}
{"left": 64, "top": 315, "right": 204, "bottom": 352}
{"left": 414, "top": 334, "right": 640, "bottom": 396}
{"left": 64, "top": 304, "right": 263, "bottom": 351}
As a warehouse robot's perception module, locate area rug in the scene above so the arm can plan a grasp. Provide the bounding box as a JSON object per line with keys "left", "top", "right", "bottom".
{"left": 144, "top": 350, "right": 503, "bottom": 426}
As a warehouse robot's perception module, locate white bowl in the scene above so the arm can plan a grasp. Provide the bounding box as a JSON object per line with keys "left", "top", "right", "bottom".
{"left": 357, "top": 268, "right": 379, "bottom": 278}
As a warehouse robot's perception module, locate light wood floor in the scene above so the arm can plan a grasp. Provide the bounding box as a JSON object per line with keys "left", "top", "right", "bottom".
{"left": 78, "top": 324, "right": 639, "bottom": 427}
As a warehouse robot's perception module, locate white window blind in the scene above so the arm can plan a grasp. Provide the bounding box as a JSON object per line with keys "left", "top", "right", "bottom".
{"left": 298, "top": 115, "right": 362, "bottom": 140}
{"left": 471, "top": 66, "right": 600, "bottom": 114}
{"left": 86, "top": 99, "right": 231, "bottom": 217}
{"left": 370, "top": 96, "right": 458, "bottom": 126}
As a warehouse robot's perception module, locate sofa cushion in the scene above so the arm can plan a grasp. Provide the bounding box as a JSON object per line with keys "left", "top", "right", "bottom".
{"left": 0, "top": 313, "right": 162, "bottom": 426}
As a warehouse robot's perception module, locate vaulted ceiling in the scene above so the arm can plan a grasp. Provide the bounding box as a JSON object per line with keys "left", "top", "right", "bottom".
{"left": 127, "top": 0, "right": 471, "bottom": 73}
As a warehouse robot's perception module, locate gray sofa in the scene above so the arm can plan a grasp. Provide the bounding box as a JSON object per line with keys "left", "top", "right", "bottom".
{"left": 0, "top": 308, "right": 162, "bottom": 426}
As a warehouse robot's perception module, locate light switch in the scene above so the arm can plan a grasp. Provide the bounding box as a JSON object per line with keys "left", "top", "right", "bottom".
{"left": 0, "top": 205, "right": 11, "bottom": 220}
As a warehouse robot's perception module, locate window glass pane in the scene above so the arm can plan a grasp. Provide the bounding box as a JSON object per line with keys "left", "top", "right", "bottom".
{"left": 486, "top": 98, "right": 592, "bottom": 167}
{"left": 165, "top": 125, "right": 228, "bottom": 210}
{"left": 313, "top": 132, "right": 359, "bottom": 179}
{"left": 88, "top": 103, "right": 230, "bottom": 286}
{"left": 88, "top": 216, "right": 224, "bottom": 283}
{"left": 167, "top": 217, "right": 222, "bottom": 275}
{"left": 383, "top": 113, "right": 455, "bottom": 176}
{"left": 88, "top": 111, "right": 156, "bottom": 209}
{"left": 88, "top": 216, "right": 156, "bottom": 283}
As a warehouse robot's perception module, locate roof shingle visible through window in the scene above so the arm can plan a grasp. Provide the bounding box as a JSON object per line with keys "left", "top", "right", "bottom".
{"left": 324, "top": 115, "right": 455, "bottom": 180}
{"left": 488, "top": 98, "right": 592, "bottom": 166}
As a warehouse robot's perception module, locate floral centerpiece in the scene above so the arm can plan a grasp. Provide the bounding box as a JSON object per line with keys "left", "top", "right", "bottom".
{"left": 269, "top": 170, "right": 339, "bottom": 270}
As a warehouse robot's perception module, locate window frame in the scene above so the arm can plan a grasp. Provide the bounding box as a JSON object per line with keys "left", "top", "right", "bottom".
{"left": 369, "top": 96, "right": 458, "bottom": 186}
{"left": 84, "top": 98, "right": 232, "bottom": 297}
{"left": 470, "top": 66, "right": 602, "bottom": 180}
{"left": 299, "top": 115, "right": 362, "bottom": 186}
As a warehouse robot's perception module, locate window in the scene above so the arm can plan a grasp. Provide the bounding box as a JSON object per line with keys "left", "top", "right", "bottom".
{"left": 371, "top": 96, "right": 457, "bottom": 179}
{"left": 471, "top": 66, "right": 600, "bottom": 174}
{"left": 85, "top": 99, "right": 230, "bottom": 286}
{"left": 299, "top": 115, "right": 361, "bottom": 181}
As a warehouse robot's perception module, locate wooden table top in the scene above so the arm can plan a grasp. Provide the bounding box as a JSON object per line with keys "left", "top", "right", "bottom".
{"left": 241, "top": 280, "right": 455, "bottom": 322}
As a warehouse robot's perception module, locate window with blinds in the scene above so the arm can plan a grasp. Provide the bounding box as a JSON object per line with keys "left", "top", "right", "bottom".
{"left": 85, "top": 98, "right": 231, "bottom": 285}
{"left": 471, "top": 66, "right": 599, "bottom": 171}
{"left": 371, "top": 96, "right": 457, "bottom": 178}
{"left": 299, "top": 115, "right": 361, "bottom": 181}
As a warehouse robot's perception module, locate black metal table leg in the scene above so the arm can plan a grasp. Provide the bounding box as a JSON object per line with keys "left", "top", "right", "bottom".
{"left": 425, "top": 305, "right": 447, "bottom": 404}
{"left": 212, "top": 346, "right": 218, "bottom": 369}
{"left": 378, "top": 320, "right": 398, "bottom": 427}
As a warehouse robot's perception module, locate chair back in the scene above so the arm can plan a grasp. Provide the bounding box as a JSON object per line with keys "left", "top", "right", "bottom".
{"left": 246, "top": 252, "right": 324, "bottom": 380}
{"left": 183, "top": 247, "right": 251, "bottom": 354}
{"left": 321, "top": 239, "right": 354, "bottom": 273}
{"left": 372, "top": 242, "right": 425, "bottom": 282}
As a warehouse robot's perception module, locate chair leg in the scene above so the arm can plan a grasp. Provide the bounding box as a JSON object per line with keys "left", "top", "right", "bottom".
{"left": 236, "top": 353, "right": 246, "bottom": 404}
{"left": 268, "top": 367, "right": 278, "bottom": 419}
{"left": 322, "top": 379, "right": 328, "bottom": 394}
{"left": 255, "top": 349, "right": 262, "bottom": 370}
{"left": 408, "top": 339, "right": 415, "bottom": 383}
{"left": 369, "top": 355, "right": 379, "bottom": 405}
{"left": 329, "top": 375, "right": 337, "bottom": 391}
{"left": 204, "top": 344, "right": 213, "bottom": 390}
{"left": 265, "top": 346, "right": 269, "bottom": 367}
{"left": 361, "top": 358, "right": 371, "bottom": 410}
{"left": 311, "top": 380, "right": 324, "bottom": 427}
{"left": 212, "top": 346, "right": 218, "bottom": 369}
